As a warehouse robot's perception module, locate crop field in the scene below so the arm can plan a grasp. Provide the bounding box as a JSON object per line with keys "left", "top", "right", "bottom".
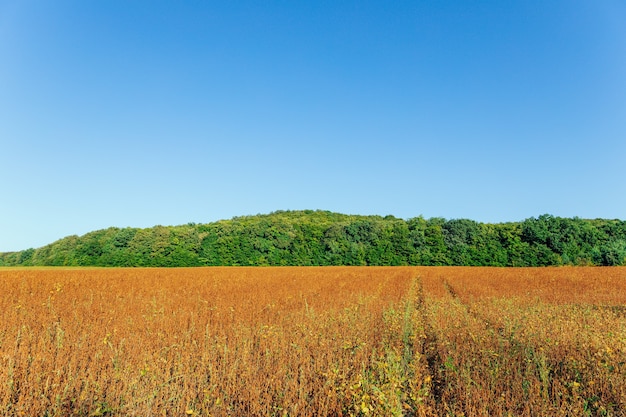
{"left": 1, "top": 267, "right": 625, "bottom": 416}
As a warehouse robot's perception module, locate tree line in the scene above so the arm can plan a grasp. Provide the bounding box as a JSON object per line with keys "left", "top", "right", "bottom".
{"left": 1, "top": 210, "right": 625, "bottom": 267}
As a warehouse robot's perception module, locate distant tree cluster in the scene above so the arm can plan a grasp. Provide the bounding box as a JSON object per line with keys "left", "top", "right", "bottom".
{"left": 1, "top": 211, "right": 625, "bottom": 267}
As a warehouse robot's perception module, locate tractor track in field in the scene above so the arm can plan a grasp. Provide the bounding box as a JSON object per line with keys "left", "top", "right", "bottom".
{"left": 443, "top": 278, "right": 508, "bottom": 337}
{"left": 414, "top": 276, "right": 446, "bottom": 411}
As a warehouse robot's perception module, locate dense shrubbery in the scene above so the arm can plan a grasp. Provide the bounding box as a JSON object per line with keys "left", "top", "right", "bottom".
{"left": 1, "top": 210, "right": 625, "bottom": 266}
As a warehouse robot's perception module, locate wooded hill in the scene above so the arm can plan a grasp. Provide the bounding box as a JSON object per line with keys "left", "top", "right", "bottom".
{"left": 1, "top": 210, "right": 625, "bottom": 267}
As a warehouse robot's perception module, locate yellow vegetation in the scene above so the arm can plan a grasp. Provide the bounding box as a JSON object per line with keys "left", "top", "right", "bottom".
{"left": 0, "top": 266, "right": 624, "bottom": 416}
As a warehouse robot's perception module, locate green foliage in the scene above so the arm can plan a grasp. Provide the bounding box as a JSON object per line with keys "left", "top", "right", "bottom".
{"left": 1, "top": 211, "right": 625, "bottom": 267}
{"left": 597, "top": 239, "right": 626, "bottom": 266}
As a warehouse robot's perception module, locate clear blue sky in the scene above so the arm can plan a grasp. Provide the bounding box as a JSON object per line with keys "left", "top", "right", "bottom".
{"left": 1, "top": 1, "right": 625, "bottom": 252}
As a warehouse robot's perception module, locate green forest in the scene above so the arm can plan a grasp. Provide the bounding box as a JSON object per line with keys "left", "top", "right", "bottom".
{"left": 1, "top": 210, "right": 625, "bottom": 267}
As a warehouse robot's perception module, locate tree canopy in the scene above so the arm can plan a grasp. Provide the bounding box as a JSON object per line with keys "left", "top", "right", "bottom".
{"left": 1, "top": 211, "right": 625, "bottom": 267}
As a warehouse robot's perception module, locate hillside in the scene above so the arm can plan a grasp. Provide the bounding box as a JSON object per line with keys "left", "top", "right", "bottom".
{"left": 1, "top": 210, "right": 625, "bottom": 267}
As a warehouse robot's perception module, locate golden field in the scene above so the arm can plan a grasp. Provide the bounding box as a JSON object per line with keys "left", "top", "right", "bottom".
{"left": 1, "top": 267, "right": 625, "bottom": 416}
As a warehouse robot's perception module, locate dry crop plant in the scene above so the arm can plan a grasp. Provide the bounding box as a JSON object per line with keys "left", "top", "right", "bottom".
{"left": 0, "top": 267, "right": 433, "bottom": 417}
{"left": 416, "top": 267, "right": 626, "bottom": 416}
{"left": 1, "top": 266, "right": 625, "bottom": 416}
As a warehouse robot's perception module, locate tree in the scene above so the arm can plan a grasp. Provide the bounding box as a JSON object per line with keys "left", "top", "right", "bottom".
{"left": 3, "top": 211, "right": 626, "bottom": 267}
{"left": 599, "top": 240, "right": 626, "bottom": 266}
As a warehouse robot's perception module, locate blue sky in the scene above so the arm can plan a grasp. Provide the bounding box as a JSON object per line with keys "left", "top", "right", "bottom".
{"left": 1, "top": 1, "right": 625, "bottom": 252}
